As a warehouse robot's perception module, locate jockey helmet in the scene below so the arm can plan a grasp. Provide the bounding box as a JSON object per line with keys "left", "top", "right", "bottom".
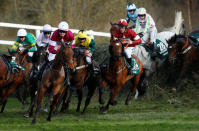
{"left": 77, "top": 30, "right": 87, "bottom": 39}
{"left": 138, "top": 8, "right": 146, "bottom": 15}
{"left": 126, "top": 3, "right": 136, "bottom": 11}
{"left": 118, "top": 19, "right": 128, "bottom": 27}
{"left": 17, "top": 29, "right": 27, "bottom": 37}
{"left": 43, "top": 24, "right": 52, "bottom": 32}
{"left": 58, "top": 21, "right": 69, "bottom": 31}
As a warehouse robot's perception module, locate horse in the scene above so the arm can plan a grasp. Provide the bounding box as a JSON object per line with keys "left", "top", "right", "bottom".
{"left": 98, "top": 12, "right": 183, "bottom": 102}
{"left": 0, "top": 54, "right": 24, "bottom": 113}
{"left": 8, "top": 48, "right": 36, "bottom": 109}
{"left": 99, "top": 37, "right": 144, "bottom": 113}
{"left": 167, "top": 27, "right": 199, "bottom": 87}
{"left": 31, "top": 42, "right": 76, "bottom": 124}
{"left": 58, "top": 47, "right": 100, "bottom": 114}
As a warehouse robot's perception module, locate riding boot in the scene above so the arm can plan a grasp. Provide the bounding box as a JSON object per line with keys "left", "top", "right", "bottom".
{"left": 89, "top": 62, "right": 100, "bottom": 77}
{"left": 64, "top": 67, "right": 71, "bottom": 86}
{"left": 34, "top": 60, "right": 48, "bottom": 80}
{"left": 127, "top": 58, "right": 134, "bottom": 75}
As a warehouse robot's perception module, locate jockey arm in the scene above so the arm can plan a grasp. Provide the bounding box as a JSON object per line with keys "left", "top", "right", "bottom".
{"left": 11, "top": 41, "right": 20, "bottom": 52}
{"left": 48, "top": 40, "right": 58, "bottom": 54}
{"left": 89, "top": 39, "right": 96, "bottom": 54}
{"left": 129, "top": 29, "right": 141, "bottom": 46}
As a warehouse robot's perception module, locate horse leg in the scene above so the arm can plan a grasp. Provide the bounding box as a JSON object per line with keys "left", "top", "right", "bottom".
{"left": 60, "top": 88, "right": 69, "bottom": 112}
{"left": 125, "top": 75, "right": 141, "bottom": 105}
{"left": 47, "top": 87, "right": 65, "bottom": 121}
{"left": 0, "top": 99, "right": 7, "bottom": 113}
{"left": 32, "top": 86, "right": 47, "bottom": 125}
{"left": 54, "top": 88, "right": 67, "bottom": 114}
{"left": 76, "top": 87, "right": 83, "bottom": 112}
{"left": 98, "top": 80, "right": 107, "bottom": 105}
{"left": 64, "top": 87, "right": 74, "bottom": 111}
{"left": 21, "top": 80, "right": 30, "bottom": 109}
{"left": 15, "top": 85, "right": 24, "bottom": 104}
{"left": 82, "top": 84, "right": 96, "bottom": 114}
{"left": 101, "top": 85, "right": 121, "bottom": 114}
{"left": 24, "top": 84, "right": 38, "bottom": 118}
{"left": 42, "top": 92, "right": 53, "bottom": 112}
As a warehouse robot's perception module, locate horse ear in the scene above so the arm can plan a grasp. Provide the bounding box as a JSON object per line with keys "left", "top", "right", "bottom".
{"left": 8, "top": 48, "right": 14, "bottom": 56}
{"left": 110, "top": 22, "right": 113, "bottom": 25}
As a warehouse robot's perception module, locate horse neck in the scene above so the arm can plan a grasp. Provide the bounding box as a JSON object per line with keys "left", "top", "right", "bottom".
{"left": 109, "top": 56, "right": 125, "bottom": 70}
{"left": 52, "top": 51, "right": 63, "bottom": 70}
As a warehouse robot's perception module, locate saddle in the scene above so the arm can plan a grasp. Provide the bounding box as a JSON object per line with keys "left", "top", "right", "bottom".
{"left": 142, "top": 39, "right": 168, "bottom": 59}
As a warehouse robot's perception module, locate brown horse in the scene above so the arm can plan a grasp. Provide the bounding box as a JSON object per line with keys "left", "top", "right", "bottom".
{"left": 0, "top": 54, "right": 24, "bottom": 113}
{"left": 59, "top": 47, "right": 100, "bottom": 114}
{"left": 167, "top": 28, "right": 199, "bottom": 87}
{"left": 100, "top": 38, "right": 143, "bottom": 113}
{"left": 31, "top": 42, "right": 76, "bottom": 124}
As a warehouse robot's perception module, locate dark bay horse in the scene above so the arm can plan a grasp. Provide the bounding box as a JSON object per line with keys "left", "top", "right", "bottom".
{"left": 167, "top": 28, "right": 199, "bottom": 87}
{"left": 100, "top": 38, "right": 143, "bottom": 113}
{"left": 31, "top": 42, "right": 76, "bottom": 124}
{"left": 8, "top": 49, "right": 35, "bottom": 109}
{"left": 0, "top": 54, "right": 24, "bottom": 113}
{"left": 59, "top": 47, "right": 100, "bottom": 114}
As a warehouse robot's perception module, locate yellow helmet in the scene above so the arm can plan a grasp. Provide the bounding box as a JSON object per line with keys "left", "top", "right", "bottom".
{"left": 77, "top": 30, "right": 87, "bottom": 39}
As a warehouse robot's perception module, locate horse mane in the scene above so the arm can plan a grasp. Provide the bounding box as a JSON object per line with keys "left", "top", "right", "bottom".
{"left": 168, "top": 34, "right": 185, "bottom": 45}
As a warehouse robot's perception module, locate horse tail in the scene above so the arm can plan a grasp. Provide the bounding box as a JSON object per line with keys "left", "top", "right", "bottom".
{"left": 167, "top": 11, "right": 184, "bottom": 35}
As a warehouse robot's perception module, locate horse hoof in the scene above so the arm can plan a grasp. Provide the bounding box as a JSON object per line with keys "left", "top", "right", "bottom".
{"left": 110, "top": 100, "right": 117, "bottom": 106}
{"left": 24, "top": 114, "right": 30, "bottom": 118}
{"left": 99, "top": 99, "right": 105, "bottom": 105}
{"left": 46, "top": 117, "right": 51, "bottom": 121}
{"left": 125, "top": 101, "right": 130, "bottom": 105}
{"left": 42, "top": 108, "right": 48, "bottom": 112}
{"left": 31, "top": 119, "right": 36, "bottom": 125}
{"left": 102, "top": 110, "right": 108, "bottom": 114}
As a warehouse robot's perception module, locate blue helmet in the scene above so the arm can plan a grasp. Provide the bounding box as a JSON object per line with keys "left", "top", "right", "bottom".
{"left": 126, "top": 3, "right": 136, "bottom": 11}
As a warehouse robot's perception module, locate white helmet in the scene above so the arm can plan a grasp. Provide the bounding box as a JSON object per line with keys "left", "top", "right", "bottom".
{"left": 58, "top": 21, "right": 69, "bottom": 31}
{"left": 126, "top": 3, "right": 136, "bottom": 11}
{"left": 138, "top": 8, "right": 146, "bottom": 15}
{"left": 17, "top": 29, "right": 27, "bottom": 37}
{"left": 43, "top": 24, "right": 52, "bottom": 32}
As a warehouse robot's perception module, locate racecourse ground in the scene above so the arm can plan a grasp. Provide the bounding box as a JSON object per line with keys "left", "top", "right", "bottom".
{"left": 0, "top": 96, "right": 199, "bottom": 131}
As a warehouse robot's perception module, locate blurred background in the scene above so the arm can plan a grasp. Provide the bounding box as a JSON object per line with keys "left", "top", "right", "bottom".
{"left": 0, "top": 0, "right": 198, "bottom": 41}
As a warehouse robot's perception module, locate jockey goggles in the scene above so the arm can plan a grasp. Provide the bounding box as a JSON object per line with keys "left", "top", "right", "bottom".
{"left": 59, "top": 30, "right": 67, "bottom": 33}
{"left": 138, "top": 14, "right": 146, "bottom": 17}
{"left": 78, "top": 38, "right": 86, "bottom": 41}
{"left": 19, "top": 36, "right": 25, "bottom": 39}
{"left": 43, "top": 31, "right": 51, "bottom": 35}
{"left": 128, "top": 9, "right": 136, "bottom": 12}
{"left": 118, "top": 24, "right": 127, "bottom": 28}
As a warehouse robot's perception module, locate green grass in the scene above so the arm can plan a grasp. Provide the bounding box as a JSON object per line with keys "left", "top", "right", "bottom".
{"left": 1, "top": 96, "right": 199, "bottom": 131}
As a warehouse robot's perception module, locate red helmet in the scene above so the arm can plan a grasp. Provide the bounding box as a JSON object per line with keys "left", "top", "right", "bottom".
{"left": 118, "top": 19, "right": 128, "bottom": 27}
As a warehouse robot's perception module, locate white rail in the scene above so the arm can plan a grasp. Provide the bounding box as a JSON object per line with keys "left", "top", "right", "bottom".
{"left": 0, "top": 22, "right": 111, "bottom": 45}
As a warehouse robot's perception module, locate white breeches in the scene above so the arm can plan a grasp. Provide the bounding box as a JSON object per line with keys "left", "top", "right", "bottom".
{"left": 85, "top": 53, "right": 92, "bottom": 64}
{"left": 48, "top": 53, "right": 56, "bottom": 61}
{"left": 124, "top": 47, "right": 135, "bottom": 59}
{"left": 142, "top": 27, "right": 157, "bottom": 43}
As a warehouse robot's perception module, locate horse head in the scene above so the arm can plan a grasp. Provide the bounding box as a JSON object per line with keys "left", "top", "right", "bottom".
{"left": 59, "top": 42, "right": 76, "bottom": 69}
{"left": 167, "top": 34, "right": 188, "bottom": 64}
{"left": 110, "top": 23, "right": 119, "bottom": 40}
{"left": 111, "top": 39, "right": 123, "bottom": 59}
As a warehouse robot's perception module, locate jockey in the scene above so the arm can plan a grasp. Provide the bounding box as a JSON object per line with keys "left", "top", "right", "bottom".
{"left": 74, "top": 30, "right": 99, "bottom": 76}
{"left": 125, "top": 2, "right": 138, "bottom": 29}
{"left": 113, "top": 19, "right": 141, "bottom": 74}
{"left": 135, "top": 8, "right": 158, "bottom": 58}
{"left": 11, "top": 29, "right": 37, "bottom": 63}
{"left": 37, "top": 24, "right": 52, "bottom": 49}
{"left": 35, "top": 21, "right": 74, "bottom": 85}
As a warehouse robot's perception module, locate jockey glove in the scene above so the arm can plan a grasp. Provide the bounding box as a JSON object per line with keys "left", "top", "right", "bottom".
{"left": 20, "top": 49, "right": 29, "bottom": 55}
